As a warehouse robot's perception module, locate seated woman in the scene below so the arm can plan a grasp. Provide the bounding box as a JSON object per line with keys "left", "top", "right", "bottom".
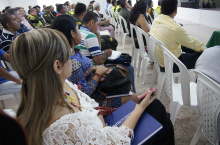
{"left": 129, "top": 0, "right": 153, "bottom": 62}
{"left": 93, "top": 2, "right": 115, "bottom": 38}
{"left": 10, "top": 28, "right": 174, "bottom": 145}
{"left": 51, "top": 14, "right": 136, "bottom": 108}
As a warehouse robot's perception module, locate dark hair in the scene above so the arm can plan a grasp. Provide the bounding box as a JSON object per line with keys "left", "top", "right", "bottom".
{"left": 90, "top": 1, "right": 95, "bottom": 4}
{"left": 57, "top": 4, "right": 64, "bottom": 13}
{"left": 107, "top": 0, "right": 111, "bottom": 3}
{"left": 82, "top": 11, "right": 98, "bottom": 25}
{"left": 5, "top": 6, "right": 10, "bottom": 10}
{"left": 129, "top": 0, "right": 148, "bottom": 24}
{"left": 0, "top": 13, "right": 13, "bottom": 28}
{"left": 45, "top": 6, "right": 51, "bottom": 10}
{"left": 120, "top": 2, "right": 127, "bottom": 8}
{"left": 112, "top": 0, "right": 116, "bottom": 6}
{"left": 64, "top": 3, "right": 68, "bottom": 6}
{"left": 74, "top": 3, "right": 86, "bottom": 15}
{"left": 6, "top": 8, "right": 20, "bottom": 15}
{"left": 117, "top": 1, "right": 120, "bottom": 5}
{"left": 161, "top": 0, "right": 178, "bottom": 15}
{"left": 28, "top": 6, "right": 31, "bottom": 8}
{"left": 51, "top": 14, "right": 79, "bottom": 51}
{"left": 147, "top": 0, "right": 153, "bottom": 7}
{"left": 158, "top": 0, "right": 161, "bottom": 6}
{"left": 29, "top": 8, "right": 35, "bottom": 13}
{"left": 2, "top": 9, "right": 6, "bottom": 13}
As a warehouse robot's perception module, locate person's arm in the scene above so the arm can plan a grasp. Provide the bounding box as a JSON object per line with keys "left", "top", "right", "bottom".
{"left": 93, "top": 49, "right": 112, "bottom": 65}
{"left": 137, "top": 14, "right": 150, "bottom": 33}
{"left": 173, "top": 25, "right": 207, "bottom": 52}
{"left": 1, "top": 52, "right": 10, "bottom": 62}
{"left": 86, "top": 33, "right": 112, "bottom": 65}
{"left": 121, "top": 89, "right": 156, "bottom": 136}
{"left": 0, "top": 67, "right": 21, "bottom": 84}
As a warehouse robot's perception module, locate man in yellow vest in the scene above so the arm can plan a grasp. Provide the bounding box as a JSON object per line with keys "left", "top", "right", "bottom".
{"left": 116, "top": 1, "right": 122, "bottom": 13}
{"left": 28, "top": 8, "right": 44, "bottom": 28}
{"left": 155, "top": 0, "right": 162, "bottom": 15}
{"left": 64, "top": 1, "right": 74, "bottom": 15}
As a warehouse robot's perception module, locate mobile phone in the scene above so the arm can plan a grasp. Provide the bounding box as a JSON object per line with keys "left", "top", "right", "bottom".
{"left": 137, "top": 89, "right": 158, "bottom": 104}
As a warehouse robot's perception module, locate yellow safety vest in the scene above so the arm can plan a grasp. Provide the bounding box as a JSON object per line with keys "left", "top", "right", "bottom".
{"left": 116, "top": 6, "right": 122, "bottom": 14}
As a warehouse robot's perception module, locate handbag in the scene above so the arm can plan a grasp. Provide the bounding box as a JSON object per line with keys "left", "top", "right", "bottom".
{"left": 97, "top": 64, "right": 131, "bottom": 95}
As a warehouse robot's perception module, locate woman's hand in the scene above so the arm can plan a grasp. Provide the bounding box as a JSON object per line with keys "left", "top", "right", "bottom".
{"left": 95, "top": 65, "right": 108, "bottom": 76}
{"left": 135, "top": 88, "right": 156, "bottom": 111}
{"left": 105, "top": 19, "right": 110, "bottom": 24}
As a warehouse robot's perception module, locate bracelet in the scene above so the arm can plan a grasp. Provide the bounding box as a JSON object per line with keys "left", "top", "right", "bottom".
{"left": 94, "top": 72, "right": 101, "bottom": 78}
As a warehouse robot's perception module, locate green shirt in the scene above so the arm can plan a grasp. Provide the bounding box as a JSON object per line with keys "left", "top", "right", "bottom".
{"left": 73, "top": 15, "right": 82, "bottom": 29}
{"left": 43, "top": 12, "right": 53, "bottom": 24}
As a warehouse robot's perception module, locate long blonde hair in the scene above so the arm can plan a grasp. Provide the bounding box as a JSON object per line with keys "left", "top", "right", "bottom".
{"left": 9, "top": 29, "right": 72, "bottom": 145}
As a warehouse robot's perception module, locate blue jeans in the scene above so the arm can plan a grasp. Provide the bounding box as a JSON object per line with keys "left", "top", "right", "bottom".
{"left": 105, "top": 64, "right": 136, "bottom": 93}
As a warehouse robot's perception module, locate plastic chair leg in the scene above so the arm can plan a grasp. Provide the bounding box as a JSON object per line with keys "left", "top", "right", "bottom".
{"left": 150, "top": 67, "right": 157, "bottom": 90}
{"left": 122, "top": 34, "right": 126, "bottom": 48}
{"left": 190, "top": 124, "right": 202, "bottom": 145}
{"left": 156, "top": 72, "right": 165, "bottom": 100}
{"left": 161, "top": 89, "right": 169, "bottom": 106}
{"left": 0, "top": 100, "right": 5, "bottom": 109}
{"left": 14, "top": 93, "right": 20, "bottom": 105}
{"left": 133, "top": 50, "right": 138, "bottom": 70}
{"left": 131, "top": 47, "right": 135, "bottom": 66}
{"left": 141, "top": 59, "right": 148, "bottom": 84}
{"left": 174, "top": 77, "right": 179, "bottom": 83}
{"left": 137, "top": 56, "right": 142, "bottom": 77}
{"left": 169, "top": 101, "right": 182, "bottom": 124}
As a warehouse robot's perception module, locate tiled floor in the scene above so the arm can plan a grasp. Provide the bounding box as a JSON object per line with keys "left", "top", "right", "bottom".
{"left": 3, "top": 18, "right": 218, "bottom": 144}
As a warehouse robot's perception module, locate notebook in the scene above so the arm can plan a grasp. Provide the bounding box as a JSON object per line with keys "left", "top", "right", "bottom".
{"left": 107, "top": 50, "right": 122, "bottom": 61}
{"left": 104, "top": 100, "right": 163, "bottom": 145}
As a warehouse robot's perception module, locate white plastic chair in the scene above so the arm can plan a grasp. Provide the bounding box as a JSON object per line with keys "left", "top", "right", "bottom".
{"left": 146, "top": 12, "right": 154, "bottom": 24}
{"left": 4, "top": 61, "right": 15, "bottom": 71}
{"left": 113, "top": 11, "right": 121, "bottom": 35}
{"left": 154, "top": 13, "right": 158, "bottom": 19}
{"left": 148, "top": 33, "right": 182, "bottom": 103}
{"left": 118, "top": 15, "right": 129, "bottom": 48}
{"left": 130, "top": 24, "right": 139, "bottom": 70}
{"left": 162, "top": 44, "right": 198, "bottom": 124}
{"left": 135, "top": 27, "right": 150, "bottom": 84}
{"left": 99, "top": 30, "right": 111, "bottom": 37}
{"left": 190, "top": 70, "right": 220, "bottom": 145}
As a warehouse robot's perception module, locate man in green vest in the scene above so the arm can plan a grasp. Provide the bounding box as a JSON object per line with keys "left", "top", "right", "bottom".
{"left": 43, "top": 6, "right": 53, "bottom": 24}
{"left": 87, "top": 1, "right": 95, "bottom": 12}
{"left": 27, "top": 8, "right": 44, "bottom": 28}
{"left": 33, "top": 5, "right": 46, "bottom": 26}
{"left": 73, "top": 3, "right": 86, "bottom": 29}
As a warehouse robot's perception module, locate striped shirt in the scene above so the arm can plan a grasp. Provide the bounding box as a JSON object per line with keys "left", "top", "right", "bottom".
{"left": 0, "top": 29, "right": 18, "bottom": 53}
{"left": 75, "top": 26, "right": 102, "bottom": 66}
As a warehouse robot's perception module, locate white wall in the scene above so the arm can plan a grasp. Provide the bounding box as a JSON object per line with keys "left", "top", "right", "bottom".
{"left": 175, "top": 7, "right": 220, "bottom": 29}
{"left": 0, "top": 0, "right": 10, "bottom": 11}
{"left": 8, "top": 0, "right": 38, "bottom": 12}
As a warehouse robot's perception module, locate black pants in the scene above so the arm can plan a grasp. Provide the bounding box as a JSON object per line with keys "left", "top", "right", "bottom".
{"left": 144, "top": 99, "right": 175, "bottom": 145}
{"left": 160, "top": 46, "right": 203, "bottom": 73}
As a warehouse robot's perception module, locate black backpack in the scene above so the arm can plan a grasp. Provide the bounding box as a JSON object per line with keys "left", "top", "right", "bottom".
{"left": 101, "top": 35, "right": 118, "bottom": 51}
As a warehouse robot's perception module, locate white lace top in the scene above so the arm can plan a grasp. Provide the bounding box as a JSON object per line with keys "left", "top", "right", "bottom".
{"left": 42, "top": 80, "right": 133, "bottom": 145}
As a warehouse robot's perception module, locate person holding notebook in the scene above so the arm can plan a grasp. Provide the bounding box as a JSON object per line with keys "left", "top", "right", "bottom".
{"left": 10, "top": 28, "right": 174, "bottom": 145}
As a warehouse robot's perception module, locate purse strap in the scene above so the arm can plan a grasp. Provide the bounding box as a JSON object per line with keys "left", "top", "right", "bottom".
{"left": 105, "top": 64, "right": 129, "bottom": 72}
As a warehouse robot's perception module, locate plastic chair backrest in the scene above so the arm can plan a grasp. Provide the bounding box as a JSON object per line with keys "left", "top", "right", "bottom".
{"left": 130, "top": 23, "right": 137, "bottom": 49}
{"left": 162, "top": 45, "right": 191, "bottom": 105}
{"left": 119, "top": 15, "right": 129, "bottom": 33}
{"left": 108, "top": 9, "right": 112, "bottom": 18}
{"left": 136, "top": 26, "right": 150, "bottom": 58}
{"left": 154, "top": 13, "right": 158, "bottom": 19}
{"left": 148, "top": 33, "right": 164, "bottom": 72}
{"left": 146, "top": 12, "right": 154, "bottom": 23}
{"left": 194, "top": 70, "right": 220, "bottom": 144}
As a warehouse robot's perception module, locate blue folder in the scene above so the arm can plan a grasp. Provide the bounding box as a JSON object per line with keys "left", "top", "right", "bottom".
{"left": 104, "top": 100, "right": 163, "bottom": 145}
